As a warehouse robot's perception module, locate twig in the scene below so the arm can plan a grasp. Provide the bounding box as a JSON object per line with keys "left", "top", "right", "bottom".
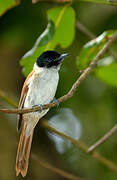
{"left": 0, "top": 28, "right": 117, "bottom": 174}
{"left": 0, "top": 31, "right": 117, "bottom": 115}
{"left": 41, "top": 120, "right": 117, "bottom": 173}
{"left": 76, "top": 21, "right": 96, "bottom": 40}
{"left": 32, "top": 0, "right": 117, "bottom": 5}
{"left": 0, "top": 92, "right": 117, "bottom": 173}
{"left": 78, "top": 0, "right": 117, "bottom": 6}
{"left": 76, "top": 21, "right": 117, "bottom": 152}
{"left": 32, "top": 154, "right": 86, "bottom": 180}
{"left": 88, "top": 124, "right": 117, "bottom": 153}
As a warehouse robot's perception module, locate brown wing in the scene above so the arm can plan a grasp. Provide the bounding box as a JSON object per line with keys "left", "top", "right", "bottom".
{"left": 17, "top": 70, "right": 35, "bottom": 131}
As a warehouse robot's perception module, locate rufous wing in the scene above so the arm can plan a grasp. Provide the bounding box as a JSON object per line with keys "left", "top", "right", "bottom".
{"left": 16, "top": 70, "right": 35, "bottom": 177}
{"left": 17, "top": 70, "right": 35, "bottom": 131}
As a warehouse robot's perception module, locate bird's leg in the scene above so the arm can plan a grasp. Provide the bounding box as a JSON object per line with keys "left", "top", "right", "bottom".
{"left": 32, "top": 104, "right": 43, "bottom": 112}
{"left": 50, "top": 98, "right": 59, "bottom": 107}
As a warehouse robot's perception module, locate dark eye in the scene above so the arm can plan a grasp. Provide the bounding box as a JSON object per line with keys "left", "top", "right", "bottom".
{"left": 45, "top": 58, "right": 52, "bottom": 63}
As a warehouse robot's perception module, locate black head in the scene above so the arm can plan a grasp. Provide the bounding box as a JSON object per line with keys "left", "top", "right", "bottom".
{"left": 36, "top": 50, "right": 68, "bottom": 68}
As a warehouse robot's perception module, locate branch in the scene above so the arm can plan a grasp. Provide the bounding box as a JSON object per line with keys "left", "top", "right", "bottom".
{"left": 78, "top": 0, "right": 117, "bottom": 6}
{"left": 33, "top": 0, "right": 117, "bottom": 6}
{"left": 75, "top": 21, "right": 117, "bottom": 152}
{"left": 0, "top": 31, "right": 117, "bottom": 115}
{"left": 32, "top": 154, "right": 86, "bottom": 180}
{"left": 0, "top": 27, "right": 117, "bottom": 175}
{"left": 41, "top": 120, "right": 117, "bottom": 173}
{"left": 76, "top": 21, "right": 96, "bottom": 40}
{"left": 88, "top": 124, "right": 117, "bottom": 153}
{"left": 1, "top": 91, "right": 117, "bottom": 173}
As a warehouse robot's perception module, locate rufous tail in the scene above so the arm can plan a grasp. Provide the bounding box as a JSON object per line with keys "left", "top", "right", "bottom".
{"left": 16, "top": 123, "right": 33, "bottom": 177}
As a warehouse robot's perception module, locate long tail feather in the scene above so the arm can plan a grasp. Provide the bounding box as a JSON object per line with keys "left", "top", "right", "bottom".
{"left": 16, "top": 123, "right": 33, "bottom": 177}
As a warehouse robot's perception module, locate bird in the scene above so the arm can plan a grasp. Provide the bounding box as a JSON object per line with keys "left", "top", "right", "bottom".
{"left": 16, "top": 50, "right": 68, "bottom": 177}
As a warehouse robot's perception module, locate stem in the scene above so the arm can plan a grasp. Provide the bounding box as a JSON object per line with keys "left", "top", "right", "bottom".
{"left": 88, "top": 124, "right": 117, "bottom": 153}
{"left": 76, "top": 21, "right": 96, "bottom": 39}
{"left": 78, "top": 0, "right": 117, "bottom": 6}
{"left": 41, "top": 120, "right": 117, "bottom": 173}
{"left": 32, "top": 154, "right": 86, "bottom": 180}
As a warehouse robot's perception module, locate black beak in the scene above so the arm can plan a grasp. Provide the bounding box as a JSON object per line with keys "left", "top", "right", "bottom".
{"left": 56, "top": 53, "right": 69, "bottom": 62}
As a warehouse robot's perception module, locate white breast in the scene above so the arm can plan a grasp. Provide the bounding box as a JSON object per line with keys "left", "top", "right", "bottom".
{"left": 24, "top": 65, "right": 59, "bottom": 108}
{"left": 24, "top": 64, "right": 59, "bottom": 137}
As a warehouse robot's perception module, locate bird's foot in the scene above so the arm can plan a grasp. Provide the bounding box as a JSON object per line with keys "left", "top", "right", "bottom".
{"left": 51, "top": 98, "right": 59, "bottom": 107}
{"left": 32, "top": 104, "right": 43, "bottom": 112}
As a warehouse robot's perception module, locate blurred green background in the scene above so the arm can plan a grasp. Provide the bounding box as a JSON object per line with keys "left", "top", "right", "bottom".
{"left": 0, "top": 1, "right": 117, "bottom": 180}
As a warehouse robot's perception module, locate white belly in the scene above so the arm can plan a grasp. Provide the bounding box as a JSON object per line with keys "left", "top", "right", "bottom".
{"left": 25, "top": 69, "right": 59, "bottom": 107}
{"left": 24, "top": 67, "right": 59, "bottom": 137}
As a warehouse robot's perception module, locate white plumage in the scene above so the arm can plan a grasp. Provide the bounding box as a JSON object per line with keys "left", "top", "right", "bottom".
{"left": 24, "top": 63, "right": 59, "bottom": 137}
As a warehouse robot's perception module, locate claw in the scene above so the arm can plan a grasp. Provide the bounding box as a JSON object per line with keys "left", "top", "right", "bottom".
{"left": 39, "top": 104, "right": 43, "bottom": 112}
{"left": 32, "top": 104, "right": 43, "bottom": 112}
{"left": 51, "top": 98, "right": 59, "bottom": 107}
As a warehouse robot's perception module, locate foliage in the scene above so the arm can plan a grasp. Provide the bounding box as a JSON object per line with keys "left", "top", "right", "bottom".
{"left": 20, "top": 5, "right": 75, "bottom": 76}
{"left": 78, "top": 30, "right": 115, "bottom": 69}
{"left": 95, "top": 62, "right": 117, "bottom": 87}
{"left": 0, "top": 0, "right": 19, "bottom": 16}
{"left": 77, "top": 30, "right": 117, "bottom": 87}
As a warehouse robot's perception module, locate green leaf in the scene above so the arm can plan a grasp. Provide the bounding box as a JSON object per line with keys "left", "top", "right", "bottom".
{"left": 97, "top": 56, "right": 115, "bottom": 67}
{"left": 77, "top": 30, "right": 116, "bottom": 69}
{"left": 47, "top": 6, "right": 75, "bottom": 48}
{"left": 20, "top": 5, "right": 75, "bottom": 76}
{"left": 20, "top": 21, "right": 55, "bottom": 76}
{"left": 39, "top": 21, "right": 55, "bottom": 46}
{"left": 95, "top": 62, "right": 117, "bottom": 87}
{"left": 0, "top": 0, "right": 19, "bottom": 16}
